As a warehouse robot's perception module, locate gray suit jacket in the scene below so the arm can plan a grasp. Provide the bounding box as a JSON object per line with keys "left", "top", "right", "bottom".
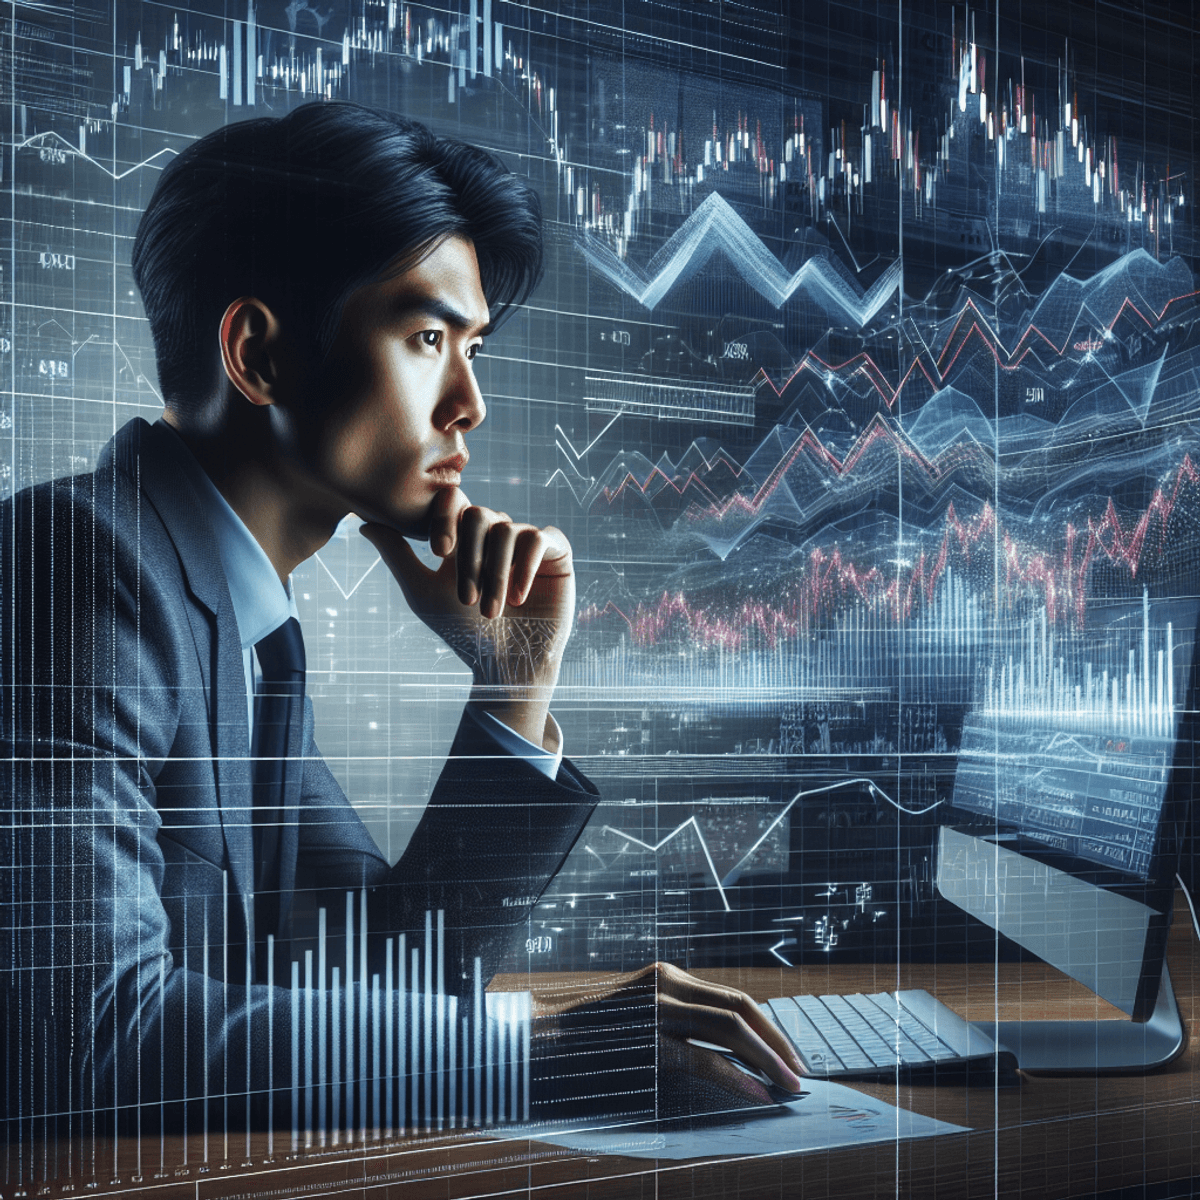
{"left": 1, "top": 418, "right": 598, "bottom": 1137}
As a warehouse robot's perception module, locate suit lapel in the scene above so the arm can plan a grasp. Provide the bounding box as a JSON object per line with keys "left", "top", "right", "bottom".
{"left": 104, "top": 418, "right": 257, "bottom": 910}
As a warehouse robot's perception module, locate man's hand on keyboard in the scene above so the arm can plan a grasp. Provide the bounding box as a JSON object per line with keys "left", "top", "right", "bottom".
{"left": 529, "top": 962, "right": 805, "bottom": 1120}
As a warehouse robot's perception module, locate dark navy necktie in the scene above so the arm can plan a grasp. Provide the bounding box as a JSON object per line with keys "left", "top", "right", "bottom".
{"left": 252, "top": 616, "right": 306, "bottom": 950}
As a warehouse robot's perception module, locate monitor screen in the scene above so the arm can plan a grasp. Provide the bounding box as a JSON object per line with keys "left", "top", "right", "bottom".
{"left": 936, "top": 590, "right": 1199, "bottom": 1019}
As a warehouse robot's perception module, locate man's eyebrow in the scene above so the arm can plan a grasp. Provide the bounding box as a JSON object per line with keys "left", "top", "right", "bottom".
{"left": 391, "top": 296, "right": 492, "bottom": 336}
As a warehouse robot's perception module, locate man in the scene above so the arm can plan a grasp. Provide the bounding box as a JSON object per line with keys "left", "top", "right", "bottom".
{"left": 1, "top": 102, "right": 801, "bottom": 1146}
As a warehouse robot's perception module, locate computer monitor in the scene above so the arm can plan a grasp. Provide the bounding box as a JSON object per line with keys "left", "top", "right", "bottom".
{"left": 933, "top": 590, "right": 1197, "bottom": 1071}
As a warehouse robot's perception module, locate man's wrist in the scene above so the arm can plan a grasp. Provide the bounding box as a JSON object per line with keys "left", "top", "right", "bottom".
{"left": 467, "top": 697, "right": 561, "bottom": 756}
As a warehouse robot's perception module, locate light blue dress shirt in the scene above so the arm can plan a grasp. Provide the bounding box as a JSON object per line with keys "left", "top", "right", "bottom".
{"left": 163, "top": 424, "right": 563, "bottom": 781}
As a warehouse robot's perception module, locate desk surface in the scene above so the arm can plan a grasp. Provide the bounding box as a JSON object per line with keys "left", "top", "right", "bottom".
{"left": 9, "top": 901, "right": 1200, "bottom": 1200}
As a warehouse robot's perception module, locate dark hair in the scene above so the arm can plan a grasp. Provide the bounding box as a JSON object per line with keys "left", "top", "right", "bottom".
{"left": 132, "top": 102, "right": 543, "bottom": 412}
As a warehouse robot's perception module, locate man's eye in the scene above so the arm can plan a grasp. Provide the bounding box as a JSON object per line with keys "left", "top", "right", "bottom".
{"left": 418, "top": 330, "right": 442, "bottom": 348}
{"left": 466, "top": 343, "right": 483, "bottom": 360}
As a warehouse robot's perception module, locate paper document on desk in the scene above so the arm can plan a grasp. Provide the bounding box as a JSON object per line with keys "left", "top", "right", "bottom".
{"left": 506, "top": 1078, "right": 968, "bottom": 1161}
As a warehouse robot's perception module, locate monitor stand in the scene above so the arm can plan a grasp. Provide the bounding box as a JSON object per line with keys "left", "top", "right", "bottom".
{"left": 971, "top": 963, "right": 1185, "bottom": 1072}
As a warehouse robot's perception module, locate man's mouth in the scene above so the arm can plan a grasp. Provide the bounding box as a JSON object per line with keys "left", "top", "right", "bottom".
{"left": 426, "top": 451, "right": 468, "bottom": 485}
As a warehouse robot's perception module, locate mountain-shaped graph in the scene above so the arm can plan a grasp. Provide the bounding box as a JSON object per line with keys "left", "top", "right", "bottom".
{"left": 564, "top": 333, "right": 1193, "bottom": 559}
{"left": 563, "top": 413, "right": 1002, "bottom": 558}
{"left": 746, "top": 251, "right": 1195, "bottom": 418}
{"left": 578, "top": 192, "right": 903, "bottom": 317}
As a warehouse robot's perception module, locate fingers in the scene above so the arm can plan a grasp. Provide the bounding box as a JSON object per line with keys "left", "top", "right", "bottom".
{"left": 455, "top": 509, "right": 572, "bottom": 619}
{"left": 477, "top": 519, "right": 517, "bottom": 618}
{"left": 658, "top": 995, "right": 804, "bottom": 1092}
{"left": 507, "top": 528, "right": 549, "bottom": 606}
{"left": 428, "top": 486, "right": 471, "bottom": 558}
{"left": 454, "top": 506, "right": 499, "bottom": 611}
{"left": 643, "top": 963, "right": 805, "bottom": 1091}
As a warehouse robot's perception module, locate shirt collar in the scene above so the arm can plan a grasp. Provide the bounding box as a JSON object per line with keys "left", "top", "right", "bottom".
{"left": 159, "top": 422, "right": 297, "bottom": 648}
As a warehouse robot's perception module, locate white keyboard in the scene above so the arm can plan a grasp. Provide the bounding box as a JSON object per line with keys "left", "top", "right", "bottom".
{"left": 762, "top": 989, "right": 1014, "bottom": 1079}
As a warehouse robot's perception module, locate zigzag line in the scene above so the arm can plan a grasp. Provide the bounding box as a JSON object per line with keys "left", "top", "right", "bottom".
{"left": 752, "top": 288, "right": 1190, "bottom": 410}
{"left": 18, "top": 132, "right": 178, "bottom": 181}
{"left": 578, "top": 192, "right": 902, "bottom": 316}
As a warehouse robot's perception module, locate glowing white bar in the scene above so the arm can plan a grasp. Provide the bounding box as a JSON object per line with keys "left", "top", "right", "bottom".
{"left": 268, "top": 933, "right": 276, "bottom": 1153}
{"left": 410, "top": 947, "right": 420, "bottom": 1127}
{"left": 485, "top": 988, "right": 494, "bottom": 1125}
{"left": 424, "top": 911, "right": 433, "bottom": 1128}
{"left": 202, "top": 920, "right": 210, "bottom": 1158}
{"left": 304, "top": 950, "right": 314, "bottom": 1145}
{"left": 482, "top": 0, "right": 492, "bottom": 76}
{"left": 474, "top": 958, "right": 483, "bottom": 1127}
{"left": 461, "top": 1016, "right": 470, "bottom": 1129}
{"left": 449, "top": 997, "right": 457, "bottom": 1128}
{"left": 318, "top": 909, "right": 327, "bottom": 1143}
{"left": 245, "top": 2, "right": 255, "bottom": 105}
{"left": 522, "top": 994, "right": 531, "bottom": 1121}
{"left": 469, "top": 0, "right": 477, "bottom": 78}
{"left": 496, "top": 993, "right": 506, "bottom": 1123}
{"left": 344, "top": 892, "right": 354, "bottom": 1136}
{"left": 398, "top": 934, "right": 406, "bottom": 1132}
{"left": 359, "top": 891, "right": 368, "bottom": 1140}
{"left": 331, "top": 965, "right": 341, "bottom": 1143}
{"left": 509, "top": 996, "right": 518, "bottom": 1120}
{"left": 291, "top": 960, "right": 300, "bottom": 1151}
{"left": 372, "top": 974, "right": 381, "bottom": 1139}
{"left": 385, "top": 938, "right": 394, "bottom": 1134}
{"left": 437, "top": 910, "right": 445, "bottom": 1129}
{"left": 232, "top": 21, "right": 242, "bottom": 105}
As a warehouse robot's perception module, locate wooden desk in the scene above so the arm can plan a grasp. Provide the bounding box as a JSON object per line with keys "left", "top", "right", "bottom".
{"left": 9, "top": 901, "right": 1199, "bottom": 1200}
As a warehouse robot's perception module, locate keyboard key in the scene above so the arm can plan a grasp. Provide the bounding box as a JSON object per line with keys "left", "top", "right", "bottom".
{"left": 822, "top": 996, "right": 904, "bottom": 1067}
{"left": 794, "top": 996, "right": 875, "bottom": 1070}
{"left": 846, "top": 994, "right": 930, "bottom": 1063}
{"left": 765, "top": 998, "right": 844, "bottom": 1073}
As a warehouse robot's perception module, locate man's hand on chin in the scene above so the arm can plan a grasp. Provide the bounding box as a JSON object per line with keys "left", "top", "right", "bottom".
{"left": 360, "top": 486, "right": 575, "bottom": 748}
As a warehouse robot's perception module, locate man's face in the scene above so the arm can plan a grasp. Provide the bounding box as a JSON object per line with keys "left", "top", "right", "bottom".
{"left": 281, "top": 234, "right": 490, "bottom": 538}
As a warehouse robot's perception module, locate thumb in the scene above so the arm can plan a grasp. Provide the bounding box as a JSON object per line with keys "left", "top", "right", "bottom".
{"left": 360, "top": 523, "right": 435, "bottom": 606}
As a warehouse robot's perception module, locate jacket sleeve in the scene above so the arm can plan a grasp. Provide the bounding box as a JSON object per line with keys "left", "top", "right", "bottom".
{"left": 294, "top": 704, "right": 600, "bottom": 995}
{"left": 376, "top": 711, "right": 599, "bottom": 992}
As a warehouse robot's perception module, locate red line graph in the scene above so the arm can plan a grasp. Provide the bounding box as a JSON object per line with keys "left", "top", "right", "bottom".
{"left": 581, "top": 457, "right": 1200, "bottom": 646}
{"left": 747, "top": 287, "right": 1196, "bottom": 411}
{"left": 600, "top": 413, "right": 943, "bottom": 516}
{"left": 596, "top": 300, "right": 1186, "bottom": 518}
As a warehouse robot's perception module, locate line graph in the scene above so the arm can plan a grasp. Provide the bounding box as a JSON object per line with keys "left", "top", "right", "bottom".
{"left": 17, "top": 132, "right": 178, "bottom": 180}
{"left": 578, "top": 454, "right": 1200, "bottom": 643}
{"left": 578, "top": 194, "right": 903, "bottom": 315}
{"left": 586, "top": 780, "right": 936, "bottom": 917}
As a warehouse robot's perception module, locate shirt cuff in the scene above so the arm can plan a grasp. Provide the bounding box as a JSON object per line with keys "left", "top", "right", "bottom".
{"left": 466, "top": 706, "right": 564, "bottom": 781}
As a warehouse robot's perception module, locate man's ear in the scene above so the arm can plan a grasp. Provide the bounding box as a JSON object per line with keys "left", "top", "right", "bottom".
{"left": 219, "top": 297, "right": 288, "bottom": 407}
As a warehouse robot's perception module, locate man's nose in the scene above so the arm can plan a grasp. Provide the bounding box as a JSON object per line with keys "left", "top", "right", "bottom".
{"left": 440, "top": 355, "right": 486, "bottom": 431}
